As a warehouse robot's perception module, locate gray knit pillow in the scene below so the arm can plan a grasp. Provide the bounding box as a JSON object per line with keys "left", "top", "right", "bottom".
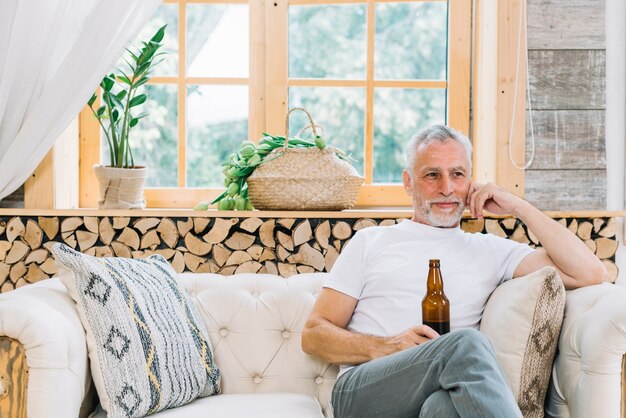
{"left": 480, "top": 266, "right": 566, "bottom": 418}
{"left": 52, "top": 243, "right": 220, "bottom": 418}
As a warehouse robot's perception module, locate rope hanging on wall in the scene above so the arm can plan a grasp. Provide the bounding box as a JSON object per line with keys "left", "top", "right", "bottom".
{"left": 508, "top": 0, "right": 536, "bottom": 170}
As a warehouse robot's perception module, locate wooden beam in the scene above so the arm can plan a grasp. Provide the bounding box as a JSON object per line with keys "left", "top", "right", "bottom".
{"left": 25, "top": 118, "right": 80, "bottom": 209}
{"left": 177, "top": 0, "right": 187, "bottom": 188}
{"left": 472, "top": 0, "right": 498, "bottom": 183}
{"left": 288, "top": 0, "right": 446, "bottom": 4}
{"left": 24, "top": 149, "right": 54, "bottom": 209}
{"left": 496, "top": 0, "right": 526, "bottom": 196}
{"left": 184, "top": 77, "right": 248, "bottom": 85}
{"left": 53, "top": 118, "right": 79, "bottom": 208}
{"left": 287, "top": 79, "right": 447, "bottom": 88}
{"left": 364, "top": 0, "right": 374, "bottom": 184}
{"left": 447, "top": 0, "right": 471, "bottom": 136}
{"left": 265, "top": 0, "right": 288, "bottom": 134}
{"left": 0, "top": 207, "right": 622, "bottom": 220}
{"left": 356, "top": 184, "right": 409, "bottom": 207}
{"left": 472, "top": 0, "right": 527, "bottom": 195}
{"left": 249, "top": 0, "right": 267, "bottom": 141}
{"left": 142, "top": 184, "right": 412, "bottom": 208}
{"left": 79, "top": 104, "right": 100, "bottom": 208}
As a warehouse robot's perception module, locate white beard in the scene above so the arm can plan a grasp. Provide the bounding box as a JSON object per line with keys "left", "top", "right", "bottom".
{"left": 419, "top": 198, "right": 465, "bottom": 228}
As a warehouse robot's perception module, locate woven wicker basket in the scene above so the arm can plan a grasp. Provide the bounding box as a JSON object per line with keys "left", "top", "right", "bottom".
{"left": 247, "top": 108, "right": 364, "bottom": 210}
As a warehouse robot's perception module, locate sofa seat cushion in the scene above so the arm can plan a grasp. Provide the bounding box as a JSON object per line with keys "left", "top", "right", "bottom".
{"left": 90, "top": 393, "right": 325, "bottom": 418}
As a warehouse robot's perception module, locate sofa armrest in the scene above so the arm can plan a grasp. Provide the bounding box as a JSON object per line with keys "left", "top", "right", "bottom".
{"left": 0, "top": 278, "right": 95, "bottom": 418}
{"left": 546, "top": 283, "right": 626, "bottom": 418}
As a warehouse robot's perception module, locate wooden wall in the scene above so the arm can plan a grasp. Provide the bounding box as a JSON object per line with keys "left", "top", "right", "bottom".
{"left": 0, "top": 187, "right": 24, "bottom": 209}
{"left": 525, "top": 0, "right": 606, "bottom": 210}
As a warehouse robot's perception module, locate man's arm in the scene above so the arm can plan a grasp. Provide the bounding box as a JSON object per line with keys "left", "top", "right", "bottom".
{"left": 467, "top": 182, "right": 607, "bottom": 289}
{"left": 302, "top": 288, "right": 438, "bottom": 365}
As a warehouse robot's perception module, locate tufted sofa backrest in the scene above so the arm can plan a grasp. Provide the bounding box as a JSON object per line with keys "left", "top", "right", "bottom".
{"left": 179, "top": 272, "right": 339, "bottom": 413}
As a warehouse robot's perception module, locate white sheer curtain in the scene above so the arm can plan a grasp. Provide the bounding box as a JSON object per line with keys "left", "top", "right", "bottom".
{"left": 0, "top": 0, "right": 162, "bottom": 200}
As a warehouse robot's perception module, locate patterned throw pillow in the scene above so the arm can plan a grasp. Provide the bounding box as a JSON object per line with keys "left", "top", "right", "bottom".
{"left": 480, "top": 266, "right": 566, "bottom": 418}
{"left": 51, "top": 243, "right": 220, "bottom": 418}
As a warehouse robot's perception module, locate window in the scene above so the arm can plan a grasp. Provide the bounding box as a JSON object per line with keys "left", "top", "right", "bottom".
{"left": 79, "top": 0, "right": 470, "bottom": 208}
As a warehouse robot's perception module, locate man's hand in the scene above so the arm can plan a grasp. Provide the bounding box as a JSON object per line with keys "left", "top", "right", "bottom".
{"left": 303, "top": 288, "right": 442, "bottom": 365}
{"left": 382, "top": 325, "right": 440, "bottom": 356}
{"left": 466, "top": 182, "right": 524, "bottom": 218}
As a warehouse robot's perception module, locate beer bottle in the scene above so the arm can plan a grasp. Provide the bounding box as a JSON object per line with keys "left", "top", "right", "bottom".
{"left": 422, "top": 259, "right": 450, "bottom": 335}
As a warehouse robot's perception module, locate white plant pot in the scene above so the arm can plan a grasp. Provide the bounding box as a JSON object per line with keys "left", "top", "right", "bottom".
{"left": 93, "top": 165, "right": 148, "bottom": 209}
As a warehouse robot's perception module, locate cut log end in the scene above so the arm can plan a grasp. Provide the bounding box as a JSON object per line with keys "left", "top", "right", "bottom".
{"left": 204, "top": 218, "right": 236, "bottom": 244}
{"left": 99, "top": 217, "right": 116, "bottom": 246}
{"left": 134, "top": 218, "right": 160, "bottom": 234}
{"left": 184, "top": 233, "right": 212, "bottom": 256}
{"left": 259, "top": 220, "right": 276, "bottom": 248}
{"left": 332, "top": 221, "right": 352, "bottom": 240}
{"left": 24, "top": 220, "right": 43, "bottom": 250}
{"left": 38, "top": 217, "right": 59, "bottom": 240}
{"left": 112, "top": 217, "right": 130, "bottom": 229}
{"left": 157, "top": 218, "right": 179, "bottom": 248}
{"left": 224, "top": 232, "right": 256, "bottom": 251}
{"left": 293, "top": 220, "right": 313, "bottom": 246}
{"left": 6, "top": 217, "right": 25, "bottom": 243}
{"left": 314, "top": 220, "right": 331, "bottom": 249}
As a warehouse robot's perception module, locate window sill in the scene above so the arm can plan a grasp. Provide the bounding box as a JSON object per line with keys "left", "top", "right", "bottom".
{"left": 0, "top": 208, "right": 623, "bottom": 219}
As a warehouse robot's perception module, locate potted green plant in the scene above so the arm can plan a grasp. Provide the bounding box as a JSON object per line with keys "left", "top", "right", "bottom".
{"left": 88, "top": 25, "right": 166, "bottom": 209}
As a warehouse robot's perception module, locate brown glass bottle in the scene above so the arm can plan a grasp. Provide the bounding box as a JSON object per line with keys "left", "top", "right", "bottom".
{"left": 422, "top": 259, "right": 450, "bottom": 335}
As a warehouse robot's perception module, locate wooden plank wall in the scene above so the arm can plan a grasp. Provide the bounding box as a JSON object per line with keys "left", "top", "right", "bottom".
{"left": 0, "top": 187, "right": 24, "bottom": 209}
{"left": 525, "top": 0, "right": 606, "bottom": 210}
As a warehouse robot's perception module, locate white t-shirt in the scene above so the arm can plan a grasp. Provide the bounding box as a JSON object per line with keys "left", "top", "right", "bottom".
{"left": 324, "top": 219, "right": 534, "bottom": 373}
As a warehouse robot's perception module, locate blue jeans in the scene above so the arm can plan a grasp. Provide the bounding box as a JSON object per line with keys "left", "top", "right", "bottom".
{"left": 331, "top": 328, "right": 522, "bottom": 418}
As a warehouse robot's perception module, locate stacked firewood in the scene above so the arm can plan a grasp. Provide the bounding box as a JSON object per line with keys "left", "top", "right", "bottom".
{"left": 0, "top": 215, "right": 619, "bottom": 293}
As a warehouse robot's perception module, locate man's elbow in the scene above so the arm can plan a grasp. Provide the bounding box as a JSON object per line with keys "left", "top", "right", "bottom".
{"left": 590, "top": 261, "right": 609, "bottom": 285}
{"left": 577, "top": 261, "right": 608, "bottom": 287}
{"left": 301, "top": 321, "right": 317, "bottom": 355}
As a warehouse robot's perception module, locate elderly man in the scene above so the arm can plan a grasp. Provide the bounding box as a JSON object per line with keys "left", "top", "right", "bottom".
{"left": 301, "top": 125, "right": 606, "bottom": 418}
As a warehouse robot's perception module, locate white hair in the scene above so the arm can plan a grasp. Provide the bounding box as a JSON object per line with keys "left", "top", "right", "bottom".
{"left": 405, "top": 124, "right": 472, "bottom": 176}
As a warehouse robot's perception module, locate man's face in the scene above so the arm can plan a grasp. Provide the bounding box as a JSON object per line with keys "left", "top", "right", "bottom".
{"left": 402, "top": 139, "right": 471, "bottom": 228}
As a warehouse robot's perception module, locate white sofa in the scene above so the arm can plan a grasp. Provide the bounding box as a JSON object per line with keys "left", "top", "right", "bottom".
{"left": 1, "top": 271, "right": 625, "bottom": 418}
